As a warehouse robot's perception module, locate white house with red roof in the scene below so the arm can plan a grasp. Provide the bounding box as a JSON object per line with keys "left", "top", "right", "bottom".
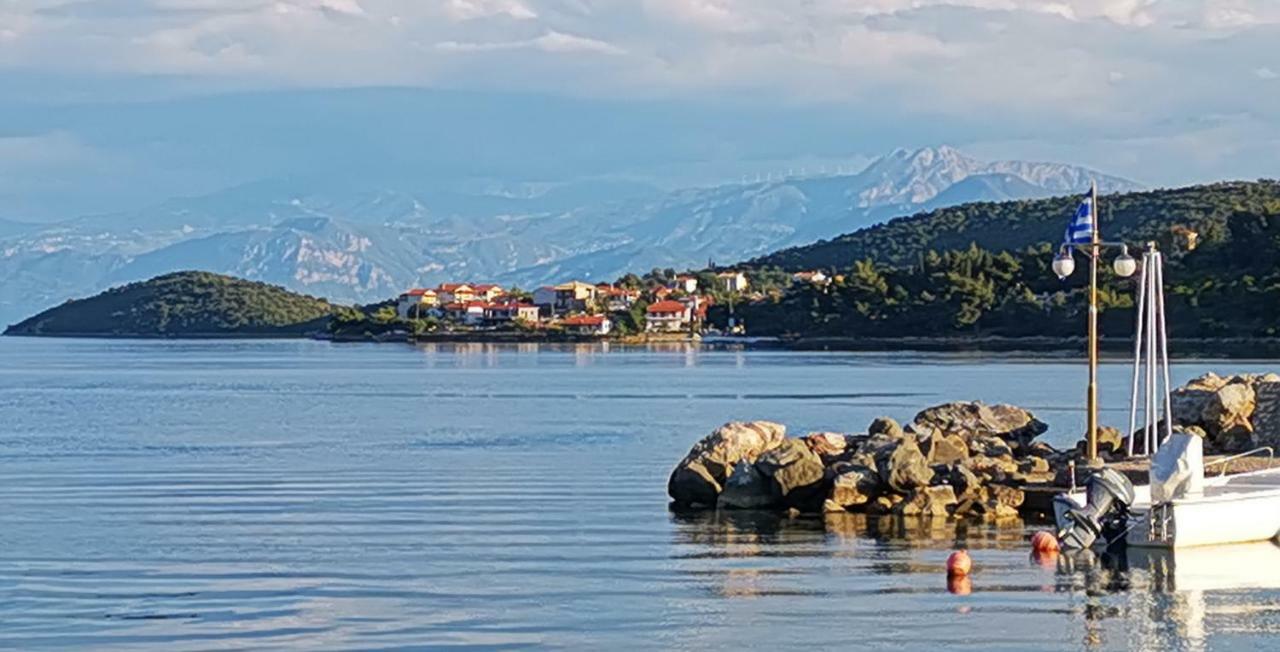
{"left": 562, "top": 314, "right": 612, "bottom": 335}
{"left": 645, "top": 300, "right": 691, "bottom": 332}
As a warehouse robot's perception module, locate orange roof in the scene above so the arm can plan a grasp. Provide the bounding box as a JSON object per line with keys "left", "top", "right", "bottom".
{"left": 472, "top": 283, "right": 502, "bottom": 292}
{"left": 563, "top": 315, "right": 608, "bottom": 326}
{"left": 403, "top": 288, "right": 436, "bottom": 296}
{"left": 647, "top": 300, "right": 687, "bottom": 314}
{"left": 438, "top": 283, "right": 473, "bottom": 292}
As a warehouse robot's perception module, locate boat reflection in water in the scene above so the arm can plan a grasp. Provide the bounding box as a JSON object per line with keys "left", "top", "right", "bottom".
{"left": 669, "top": 510, "right": 1280, "bottom": 650}
{"left": 1056, "top": 542, "right": 1280, "bottom": 650}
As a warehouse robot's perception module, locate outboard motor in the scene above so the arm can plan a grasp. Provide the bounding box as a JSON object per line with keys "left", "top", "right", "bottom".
{"left": 1053, "top": 467, "right": 1135, "bottom": 549}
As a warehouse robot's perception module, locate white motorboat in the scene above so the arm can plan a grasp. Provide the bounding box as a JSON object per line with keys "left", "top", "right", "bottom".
{"left": 1059, "top": 435, "right": 1280, "bottom": 549}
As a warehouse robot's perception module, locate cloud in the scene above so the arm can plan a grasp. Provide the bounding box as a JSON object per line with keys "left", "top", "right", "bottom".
{"left": 0, "top": 0, "right": 1277, "bottom": 187}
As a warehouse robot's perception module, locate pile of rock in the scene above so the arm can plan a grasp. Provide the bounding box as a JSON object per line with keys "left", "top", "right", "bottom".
{"left": 1170, "top": 373, "right": 1280, "bottom": 454}
{"left": 668, "top": 401, "right": 1059, "bottom": 519}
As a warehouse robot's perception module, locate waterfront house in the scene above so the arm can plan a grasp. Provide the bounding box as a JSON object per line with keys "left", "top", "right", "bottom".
{"left": 437, "top": 283, "right": 475, "bottom": 304}
{"left": 716, "top": 271, "right": 749, "bottom": 293}
{"left": 554, "top": 281, "right": 598, "bottom": 314}
{"left": 562, "top": 314, "right": 612, "bottom": 335}
{"left": 485, "top": 302, "right": 540, "bottom": 324}
{"left": 396, "top": 288, "right": 439, "bottom": 318}
{"left": 645, "top": 300, "right": 691, "bottom": 332}
{"left": 443, "top": 301, "right": 487, "bottom": 325}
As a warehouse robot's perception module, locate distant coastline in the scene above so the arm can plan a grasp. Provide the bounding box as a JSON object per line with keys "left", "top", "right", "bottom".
{"left": 11, "top": 329, "right": 1280, "bottom": 359}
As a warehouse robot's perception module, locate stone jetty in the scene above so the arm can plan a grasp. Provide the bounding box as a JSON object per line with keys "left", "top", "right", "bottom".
{"left": 667, "top": 372, "right": 1280, "bottom": 520}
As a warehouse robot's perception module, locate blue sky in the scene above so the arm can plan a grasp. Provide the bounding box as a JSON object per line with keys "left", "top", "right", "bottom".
{"left": 1, "top": 0, "right": 1278, "bottom": 220}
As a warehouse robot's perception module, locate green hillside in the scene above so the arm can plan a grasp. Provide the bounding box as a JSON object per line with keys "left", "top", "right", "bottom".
{"left": 723, "top": 180, "right": 1280, "bottom": 342}
{"left": 4, "top": 271, "right": 336, "bottom": 337}
{"left": 750, "top": 181, "right": 1280, "bottom": 271}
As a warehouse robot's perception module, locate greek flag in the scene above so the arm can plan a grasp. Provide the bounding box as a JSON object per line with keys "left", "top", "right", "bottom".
{"left": 1063, "top": 194, "right": 1094, "bottom": 245}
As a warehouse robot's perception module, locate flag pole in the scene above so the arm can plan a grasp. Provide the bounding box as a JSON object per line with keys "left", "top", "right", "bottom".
{"left": 1087, "top": 180, "right": 1100, "bottom": 464}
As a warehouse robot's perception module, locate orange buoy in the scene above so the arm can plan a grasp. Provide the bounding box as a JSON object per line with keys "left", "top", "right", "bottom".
{"left": 947, "top": 574, "right": 973, "bottom": 596}
{"left": 946, "top": 550, "right": 972, "bottom": 577}
{"left": 1031, "top": 531, "right": 1060, "bottom": 554}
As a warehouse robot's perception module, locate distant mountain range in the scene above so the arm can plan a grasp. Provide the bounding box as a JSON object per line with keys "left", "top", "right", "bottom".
{"left": 0, "top": 146, "right": 1138, "bottom": 325}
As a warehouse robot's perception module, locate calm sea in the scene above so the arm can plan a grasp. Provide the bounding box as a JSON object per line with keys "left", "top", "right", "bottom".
{"left": 2, "top": 338, "right": 1279, "bottom": 650}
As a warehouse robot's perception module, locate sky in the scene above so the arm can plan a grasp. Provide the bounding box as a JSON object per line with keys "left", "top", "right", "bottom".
{"left": 1, "top": 0, "right": 1278, "bottom": 220}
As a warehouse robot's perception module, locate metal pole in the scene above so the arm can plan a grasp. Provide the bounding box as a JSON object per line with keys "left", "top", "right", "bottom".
{"left": 1152, "top": 253, "right": 1162, "bottom": 453}
{"left": 1087, "top": 181, "right": 1100, "bottom": 464}
{"left": 1155, "top": 252, "right": 1174, "bottom": 446}
{"left": 1127, "top": 253, "right": 1148, "bottom": 457}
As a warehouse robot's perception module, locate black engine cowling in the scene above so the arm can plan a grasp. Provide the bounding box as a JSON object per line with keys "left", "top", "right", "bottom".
{"left": 1053, "top": 467, "right": 1135, "bottom": 549}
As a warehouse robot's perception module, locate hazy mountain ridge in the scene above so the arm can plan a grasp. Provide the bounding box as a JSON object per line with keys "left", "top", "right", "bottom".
{"left": 0, "top": 146, "right": 1139, "bottom": 325}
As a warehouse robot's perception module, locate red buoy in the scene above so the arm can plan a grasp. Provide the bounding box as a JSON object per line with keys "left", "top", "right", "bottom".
{"left": 946, "top": 550, "right": 972, "bottom": 577}
{"left": 1031, "top": 531, "right": 1060, "bottom": 554}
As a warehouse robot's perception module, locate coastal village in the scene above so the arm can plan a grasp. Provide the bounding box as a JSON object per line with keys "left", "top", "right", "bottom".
{"left": 388, "top": 269, "right": 830, "bottom": 338}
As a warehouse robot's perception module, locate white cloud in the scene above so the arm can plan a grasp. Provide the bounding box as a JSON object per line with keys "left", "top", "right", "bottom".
{"left": 0, "top": 0, "right": 1277, "bottom": 184}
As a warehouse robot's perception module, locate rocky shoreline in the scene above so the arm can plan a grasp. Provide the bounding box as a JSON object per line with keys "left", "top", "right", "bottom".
{"left": 667, "top": 372, "right": 1280, "bottom": 521}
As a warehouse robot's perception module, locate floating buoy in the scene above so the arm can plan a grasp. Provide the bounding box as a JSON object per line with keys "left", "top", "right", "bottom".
{"left": 946, "top": 550, "right": 972, "bottom": 577}
{"left": 1031, "top": 531, "right": 1060, "bottom": 554}
{"left": 947, "top": 574, "right": 973, "bottom": 596}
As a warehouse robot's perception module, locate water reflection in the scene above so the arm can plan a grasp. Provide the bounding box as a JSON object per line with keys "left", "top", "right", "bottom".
{"left": 672, "top": 509, "right": 1280, "bottom": 650}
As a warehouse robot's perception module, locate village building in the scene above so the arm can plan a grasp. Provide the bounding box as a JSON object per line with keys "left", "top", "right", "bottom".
{"left": 443, "top": 301, "right": 487, "bottom": 326}
{"left": 562, "top": 314, "right": 613, "bottom": 335}
{"left": 553, "top": 281, "right": 598, "bottom": 314}
{"left": 599, "top": 285, "right": 640, "bottom": 312}
{"left": 396, "top": 288, "right": 439, "bottom": 318}
{"left": 792, "top": 270, "right": 830, "bottom": 285}
{"left": 484, "top": 303, "right": 540, "bottom": 324}
{"left": 437, "top": 283, "right": 475, "bottom": 304}
{"left": 471, "top": 284, "right": 506, "bottom": 301}
{"left": 531, "top": 286, "right": 558, "bottom": 311}
{"left": 716, "top": 271, "right": 749, "bottom": 293}
{"left": 674, "top": 275, "right": 699, "bottom": 294}
{"left": 645, "top": 300, "right": 692, "bottom": 332}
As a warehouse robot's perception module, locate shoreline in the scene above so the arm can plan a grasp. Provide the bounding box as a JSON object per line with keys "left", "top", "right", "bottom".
{"left": 7, "top": 331, "right": 1280, "bottom": 357}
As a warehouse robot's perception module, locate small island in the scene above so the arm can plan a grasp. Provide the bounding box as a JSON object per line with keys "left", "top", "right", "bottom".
{"left": 3, "top": 271, "right": 336, "bottom": 338}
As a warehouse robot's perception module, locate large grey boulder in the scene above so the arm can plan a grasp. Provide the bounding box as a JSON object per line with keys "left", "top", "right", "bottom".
{"left": 894, "top": 485, "right": 958, "bottom": 517}
{"left": 717, "top": 461, "right": 779, "bottom": 510}
{"left": 875, "top": 436, "right": 935, "bottom": 493}
{"left": 756, "top": 438, "right": 827, "bottom": 510}
{"left": 912, "top": 401, "right": 1047, "bottom": 451}
{"left": 1254, "top": 381, "right": 1280, "bottom": 450}
{"left": 668, "top": 421, "right": 787, "bottom": 508}
{"left": 825, "top": 464, "right": 882, "bottom": 512}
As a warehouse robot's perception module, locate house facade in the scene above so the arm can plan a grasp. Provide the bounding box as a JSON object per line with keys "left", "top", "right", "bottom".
{"left": 553, "top": 281, "right": 598, "bottom": 314}
{"left": 485, "top": 303, "right": 540, "bottom": 324}
{"left": 396, "top": 288, "right": 439, "bottom": 318}
{"left": 437, "top": 283, "right": 475, "bottom": 304}
{"left": 716, "top": 271, "right": 749, "bottom": 293}
{"left": 645, "top": 300, "right": 691, "bottom": 332}
{"left": 562, "top": 314, "right": 612, "bottom": 335}
{"left": 471, "top": 284, "right": 506, "bottom": 301}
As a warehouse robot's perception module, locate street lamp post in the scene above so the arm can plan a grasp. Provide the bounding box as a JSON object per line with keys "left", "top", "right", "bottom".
{"left": 1053, "top": 186, "right": 1137, "bottom": 465}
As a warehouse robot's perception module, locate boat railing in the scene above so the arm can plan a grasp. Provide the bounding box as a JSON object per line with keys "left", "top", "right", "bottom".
{"left": 1205, "top": 446, "right": 1275, "bottom": 477}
